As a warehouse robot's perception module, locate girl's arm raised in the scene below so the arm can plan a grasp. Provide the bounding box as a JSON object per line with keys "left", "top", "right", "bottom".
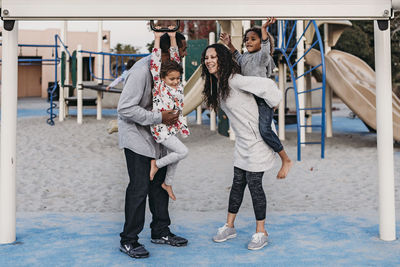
{"left": 150, "top": 30, "right": 164, "bottom": 81}
{"left": 168, "top": 29, "right": 181, "bottom": 64}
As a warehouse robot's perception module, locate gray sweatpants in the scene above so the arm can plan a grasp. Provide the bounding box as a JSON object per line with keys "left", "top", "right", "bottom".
{"left": 156, "top": 135, "right": 188, "bottom": 186}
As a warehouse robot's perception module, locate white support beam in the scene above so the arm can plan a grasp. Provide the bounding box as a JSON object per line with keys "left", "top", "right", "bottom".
{"left": 0, "top": 22, "right": 18, "bottom": 245}
{"left": 297, "top": 21, "right": 306, "bottom": 147}
{"left": 324, "top": 24, "right": 333, "bottom": 138}
{"left": 374, "top": 21, "right": 396, "bottom": 241}
{"left": 1, "top": 0, "right": 392, "bottom": 20}
{"left": 208, "top": 32, "right": 216, "bottom": 132}
{"left": 96, "top": 21, "right": 103, "bottom": 120}
{"left": 59, "top": 21, "right": 67, "bottom": 122}
{"left": 77, "top": 45, "right": 83, "bottom": 124}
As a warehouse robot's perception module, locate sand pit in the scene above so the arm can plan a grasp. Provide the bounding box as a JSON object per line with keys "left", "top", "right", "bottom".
{"left": 6, "top": 112, "right": 399, "bottom": 218}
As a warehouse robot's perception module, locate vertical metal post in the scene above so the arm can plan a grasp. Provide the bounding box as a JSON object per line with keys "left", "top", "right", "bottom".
{"left": 305, "top": 63, "right": 312, "bottom": 133}
{"left": 278, "top": 21, "right": 286, "bottom": 140}
{"left": 77, "top": 44, "right": 83, "bottom": 124}
{"left": 296, "top": 20, "right": 306, "bottom": 147}
{"left": 209, "top": 32, "right": 216, "bottom": 131}
{"left": 374, "top": 20, "right": 396, "bottom": 241}
{"left": 324, "top": 24, "right": 333, "bottom": 137}
{"left": 0, "top": 22, "right": 18, "bottom": 244}
{"left": 59, "top": 21, "right": 67, "bottom": 121}
{"left": 96, "top": 21, "right": 103, "bottom": 120}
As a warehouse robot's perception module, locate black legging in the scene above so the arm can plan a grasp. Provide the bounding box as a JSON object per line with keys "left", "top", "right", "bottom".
{"left": 228, "top": 167, "right": 266, "bottom": 221}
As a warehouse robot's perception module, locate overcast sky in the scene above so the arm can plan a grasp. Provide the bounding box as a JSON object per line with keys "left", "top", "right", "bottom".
{"left": 15, "top": 20, "right": 154, "bottom": 53}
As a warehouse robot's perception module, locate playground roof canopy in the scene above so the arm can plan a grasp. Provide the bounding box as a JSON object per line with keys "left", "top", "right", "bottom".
{"left": 1, "top": 0, "right": 393, "bottom": 20}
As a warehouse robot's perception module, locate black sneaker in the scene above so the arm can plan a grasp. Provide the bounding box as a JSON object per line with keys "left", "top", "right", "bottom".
{"left": 151, "top": 232, "right": 188, "bottom": 247}
{"left": 120, "top": 241, "right": 150, "bottom": 258}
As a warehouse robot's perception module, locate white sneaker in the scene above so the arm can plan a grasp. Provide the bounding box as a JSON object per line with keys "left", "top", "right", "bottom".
{"left": 247, "top": 232, "right": 268, "bottom": 250}
{"left": 213, "top": 223, "right": 237, "bottom": 242}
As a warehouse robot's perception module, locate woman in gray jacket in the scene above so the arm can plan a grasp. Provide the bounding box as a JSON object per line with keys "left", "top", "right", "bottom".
{"left": 201, "top": 43, "right": 283, "bottom": 250}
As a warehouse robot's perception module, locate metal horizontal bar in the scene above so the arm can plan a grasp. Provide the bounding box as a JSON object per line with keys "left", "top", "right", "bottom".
{"left": 79, "top": 50, "right": 149, "bottom": 57}
{"left": 296, "top": 64, "right": 322, "bottom": 80}
{"left": 297, "top": 87, "right": 323, "bottom": 94}
{"left": 0, "top": 43, "right": 59, "bottom": 48}
{"left": 299, "top": 107, "right": 323, "bottom": 110}
{"left": 300, "top": 141, "right": 322, "bottom": 145}
{"left": 300, "top": 125, "right": 322, "bottom": 127}
{"left": 2, "top": 0, "right": 392, "bottom": 20}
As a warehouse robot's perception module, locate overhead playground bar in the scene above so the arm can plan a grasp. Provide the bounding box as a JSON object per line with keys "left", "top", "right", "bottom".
{"left": 0, "top": 0, "right": 398, "bottom": 245}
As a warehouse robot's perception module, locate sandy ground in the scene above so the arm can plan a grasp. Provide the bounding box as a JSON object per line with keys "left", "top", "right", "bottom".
{"left": 5, "top": 105, "right": 399, "bottom": 219}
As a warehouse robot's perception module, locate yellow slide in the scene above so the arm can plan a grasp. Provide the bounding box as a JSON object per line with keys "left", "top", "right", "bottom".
{"left": 182, "top": 65, "right": 205, "bottom": 116}
{"left": 305, "top": 49, "right": 400, "bottom": 141}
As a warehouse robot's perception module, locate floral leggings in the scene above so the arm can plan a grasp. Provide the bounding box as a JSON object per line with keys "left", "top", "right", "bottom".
{"left": 228, "top": 167, "right": 266, "bottom": 221}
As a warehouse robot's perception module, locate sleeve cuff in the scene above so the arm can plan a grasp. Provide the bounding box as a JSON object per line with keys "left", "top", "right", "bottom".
{"left": 154, "top": 111, "right": 162, "bottom": 124}
{"left": 261, "top": 39, "right": 270, "bottom": 45}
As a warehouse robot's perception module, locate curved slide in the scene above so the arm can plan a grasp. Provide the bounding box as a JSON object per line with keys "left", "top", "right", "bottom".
{"left": 182, "top": 65, "right": 205, "bottom": 116}
{"left": 305, "top": 49, "right": 400, "bottom": 141}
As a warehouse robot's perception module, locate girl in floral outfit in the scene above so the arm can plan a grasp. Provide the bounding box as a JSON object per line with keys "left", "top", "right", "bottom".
{"left": 149, "top": 28, "right": 190, "bottom": 200}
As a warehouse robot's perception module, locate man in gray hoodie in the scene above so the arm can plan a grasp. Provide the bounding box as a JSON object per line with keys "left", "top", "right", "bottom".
{"left": 117, "top": 32, "right": 188, "bottom": 259}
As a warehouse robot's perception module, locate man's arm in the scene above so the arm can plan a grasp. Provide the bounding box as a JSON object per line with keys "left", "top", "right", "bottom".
{"left": 118, "top": 67, "right": 162, "bottom": 126}
{"left": 118, "top": 59, "right": 179, "bottom": 126}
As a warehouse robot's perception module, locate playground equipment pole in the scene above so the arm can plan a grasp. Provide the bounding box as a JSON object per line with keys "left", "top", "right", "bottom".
{"left": 0, "top": 22, "right": 18, "bottom": 244}
{"left": 77, "top": 44, "right": 83, "bottom": 124}
{"left": 59, "top": 21, "right": 67, "bottom": 122}
{"left": 296, "top": 20, "right": 306, "bottom": 147}
{"left": 97, "top": 21, "right": 103, "bottom": 120}
{"left": 374, "top": 20, "right": 396, "bottom": 241}
{"left": 324, "top": 24, "right": 333, "bottom": 138}
{"left": 278, "top": 21, "right": 285, "bottom": 140}
{"left": 305, "top": 64, "right": 312, "bottom": 133}
{"left": 208, "top": 31, "right": 217, "bottom": 131}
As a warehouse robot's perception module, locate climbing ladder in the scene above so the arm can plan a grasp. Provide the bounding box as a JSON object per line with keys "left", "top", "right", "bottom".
{"left": 275, "top": 20, "right": 327, "bottom": 161}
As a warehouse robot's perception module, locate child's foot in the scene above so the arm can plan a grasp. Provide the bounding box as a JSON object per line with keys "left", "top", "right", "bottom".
{"left": 277, "top": 159, "right": 293, "bottom": 179}
{"left": 150, "top": 160, "right": 159, "bottom": 181}
{"left": 161, "top": 183, "right": 176, "bottom": 200}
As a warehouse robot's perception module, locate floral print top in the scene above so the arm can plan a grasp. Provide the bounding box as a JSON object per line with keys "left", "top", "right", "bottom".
{"left": 150, "top": 47, "right": 190, "bottom": 143}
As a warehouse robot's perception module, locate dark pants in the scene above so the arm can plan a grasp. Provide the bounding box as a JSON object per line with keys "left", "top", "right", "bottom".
{"left": 255, "top": 95, "right": 283, "bottom": 153}
{"left": 228, "top": 167, "right": 266, "bottom": 221}
{"left": 120, "top": 148, "right": 171, "bottom": 245}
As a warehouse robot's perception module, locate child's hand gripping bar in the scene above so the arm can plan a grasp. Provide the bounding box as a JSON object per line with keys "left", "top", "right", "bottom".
{"left": 150, "top": 20, "right": 180, "bottom": 32}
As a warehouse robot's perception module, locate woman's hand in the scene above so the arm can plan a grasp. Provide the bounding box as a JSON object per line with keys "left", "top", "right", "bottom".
{"left": 262, "top": 17, "right": 276, "bottom": 29}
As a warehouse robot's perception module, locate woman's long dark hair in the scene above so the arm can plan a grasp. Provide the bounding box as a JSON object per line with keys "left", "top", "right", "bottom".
{"left": 201, "top": 44, "right": 240, "bottom": 112}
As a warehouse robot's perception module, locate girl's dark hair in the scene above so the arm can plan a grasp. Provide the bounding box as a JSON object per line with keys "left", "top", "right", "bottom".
{"left": 160, "top": 32, "right": 186, "bottom": 54}
{"left": 243, "top": 26, "right": 275, "bottom": 56}
{"left": 200, "top": 43, "right": 240, "bottom": 112}
{"left": 160, "top": 60, "right": 183, "bottom": 78}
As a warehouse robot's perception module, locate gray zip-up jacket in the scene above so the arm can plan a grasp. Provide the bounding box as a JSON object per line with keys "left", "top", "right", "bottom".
{"left": 222, "top": 74, "right": 282, "bottom": 172}
{"left": 117, "top": 55, "right": 163, "bottom": 159}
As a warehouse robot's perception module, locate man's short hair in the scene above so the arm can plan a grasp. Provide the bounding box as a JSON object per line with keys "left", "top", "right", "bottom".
{"left": 160, "top": 32, "right": 186, "bottom": 54}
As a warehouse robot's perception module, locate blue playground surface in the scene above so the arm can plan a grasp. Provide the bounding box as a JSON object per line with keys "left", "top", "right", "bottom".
{"left": 1, "top": 212, "right": 399, "bottom": 266}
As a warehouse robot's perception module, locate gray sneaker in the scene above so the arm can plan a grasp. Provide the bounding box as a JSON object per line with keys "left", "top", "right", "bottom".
{"left": 247, "top": 232, "right": 268, "bottom": 250}
{"left": 213, "top": 224, "right": 237, "bottom": 242}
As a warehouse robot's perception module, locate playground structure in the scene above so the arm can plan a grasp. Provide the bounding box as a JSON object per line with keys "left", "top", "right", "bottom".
{"left": 0, "top": 41, "right": 61, "bottom": 125}
{"left": 0, "top": 0, "right": 398, "bottom": 246}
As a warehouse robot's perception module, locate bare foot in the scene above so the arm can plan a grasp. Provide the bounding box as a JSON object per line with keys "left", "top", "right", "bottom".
{"left": 161, "top": 183, "right": 176, "bottom": 200}
{"left": 150, "top": 159, "right": 159, "bottom": 181}
{"left": 277, "top": 159, "right": 293, "bottom": 179}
